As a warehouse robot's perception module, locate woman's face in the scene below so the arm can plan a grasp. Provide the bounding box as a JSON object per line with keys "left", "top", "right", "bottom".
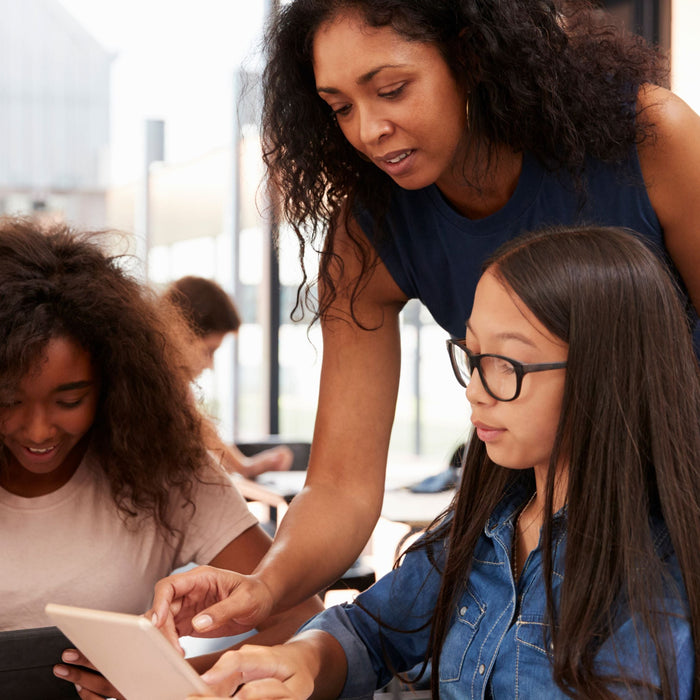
{"left": 465, "top": 271, "right": 568, "bottom": 477}
{"left": 190, "top": 331, "right": 228, "bottom": 378}
{"left": 0, "top": 336, "right": 99, "bottom": 496}
{"left": 312, "top": 10, "right": 468, "bottom": 191}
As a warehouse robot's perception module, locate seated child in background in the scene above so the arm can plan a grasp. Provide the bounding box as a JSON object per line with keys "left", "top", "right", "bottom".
{"left": 0, "top": 218, "right": 322, "bottom": 696}
{"left": 188, "top": 226, "right": 700, "bottom": 699}
{"left": 165, "top": 275, "right": 294, "bottom": 479}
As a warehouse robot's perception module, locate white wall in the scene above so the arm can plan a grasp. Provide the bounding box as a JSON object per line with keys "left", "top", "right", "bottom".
{"left": 0, "top": 0, "right": 111, "bottom": 190}
{"left": 671, "top": 0, "right": 700, "bottom": 114}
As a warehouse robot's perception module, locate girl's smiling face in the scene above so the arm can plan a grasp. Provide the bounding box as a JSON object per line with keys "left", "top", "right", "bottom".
{"left": 312, "top": 10, "right": 468, "bottom": 192}
{"left": 466, "top": 270, "right": 568, "bottom": 477}
{"left": 0, "top": 336, "right": 99, "bottom": 496}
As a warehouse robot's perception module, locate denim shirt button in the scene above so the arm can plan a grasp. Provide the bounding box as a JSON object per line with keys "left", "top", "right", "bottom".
{"left": 460, "top": 606, "right": 468, "bottom": 616}
{"left": 478, "top": 663, "right": 486, "bottom": 675}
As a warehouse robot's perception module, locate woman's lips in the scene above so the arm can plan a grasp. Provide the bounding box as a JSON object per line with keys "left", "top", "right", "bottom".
{"left": 376, "top": 149, "right": 416, "bottom": 177}
{"left": 22, "top": 444, "right": 59, "bottom": 462}
{"left": 472, "top": 421, "right": 505, "bottom": 442}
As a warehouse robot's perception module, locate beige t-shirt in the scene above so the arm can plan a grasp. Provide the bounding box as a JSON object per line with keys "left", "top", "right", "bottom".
{"left": 0, "top": 452, "right": 258, "bottom": 630}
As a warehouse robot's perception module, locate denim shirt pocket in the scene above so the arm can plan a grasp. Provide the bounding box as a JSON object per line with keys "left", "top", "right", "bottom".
{"left": 514, "top": 616, "right": 552, "bottom": 657}
{"left": 514, "top": 618, "right": 573, "bottom": 698}
{"left": 439, "top": 586, "right": 486, "bottom": 683}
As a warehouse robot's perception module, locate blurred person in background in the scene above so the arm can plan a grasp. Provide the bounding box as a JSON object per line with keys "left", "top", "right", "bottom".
{"left": 165, "top": 276, "right": 293, "bottom": 479}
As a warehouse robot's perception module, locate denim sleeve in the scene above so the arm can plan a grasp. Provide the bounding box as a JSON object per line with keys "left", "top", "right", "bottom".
{"left": 300, "top": 539, "right": 445, "bottom": 698}
{"left": 299, "top": 605, "right": 378, "bottom": 700}
{"left": 595, "top": 554, "right": 694, "bottom": 698}
{"left": 595, "top": 607, "right": 694, "bottom": 698}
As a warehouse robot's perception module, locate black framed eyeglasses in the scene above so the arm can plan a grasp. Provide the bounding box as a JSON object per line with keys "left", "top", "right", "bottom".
{"left": 446, "top": 338, "right": 567, "bottom": 402}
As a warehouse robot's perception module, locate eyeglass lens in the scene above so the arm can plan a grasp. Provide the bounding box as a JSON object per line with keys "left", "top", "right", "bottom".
{"left": 457, "top": 351, "right": 518, "bottom": 400}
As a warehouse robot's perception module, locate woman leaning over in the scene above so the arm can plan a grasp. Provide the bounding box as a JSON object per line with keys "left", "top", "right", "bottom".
{"left": 150, "top": 0, "right": 700, "bottom": 646}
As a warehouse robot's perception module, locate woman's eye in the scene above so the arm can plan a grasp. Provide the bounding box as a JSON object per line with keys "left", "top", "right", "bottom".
{"left": 57, "top": 397, "right": 85, "bottom": 409}
{"left": 378, "top": 83, "right": 406, "bottom": 99}
{"left": 332, "top": 104, "right": 351, "bottom": 117}
{"left": 494, "top": 359, "right": 516, "bottom": 374}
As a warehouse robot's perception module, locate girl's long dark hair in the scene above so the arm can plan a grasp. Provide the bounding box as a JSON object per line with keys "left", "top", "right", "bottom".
{"left": 420, "top": 226, "right": 700, "bottom": 697}
{"left": 262, "top": 0, "right": 668, "bottom": 324}
{"left": 0, "top": 217, "right": 209, "bottom": 535}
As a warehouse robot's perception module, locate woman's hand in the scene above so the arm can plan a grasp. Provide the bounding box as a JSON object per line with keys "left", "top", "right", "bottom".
{"left": 187, "top": 631, "right": 346, "bottom": 700}
{"left": 53, "top": 648, "right": 125, "bottom": 700}
{"left": 246, "top": 445, "right": 294, "bottom": 478}
{"left": 148, "top": 565, "right": 275, "bottom": 650}
{"left": 187, "top": 642, "right": 318, "bottom": 700}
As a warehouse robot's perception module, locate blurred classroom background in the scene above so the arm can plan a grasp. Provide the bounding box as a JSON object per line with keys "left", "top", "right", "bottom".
{"left": 1, "top": 0, "right": 697, "bottom": 467}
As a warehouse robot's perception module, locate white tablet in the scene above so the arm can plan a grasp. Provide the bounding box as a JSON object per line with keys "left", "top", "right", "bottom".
{"left": 45, "top": 603, "right": 210, "bottom": 700}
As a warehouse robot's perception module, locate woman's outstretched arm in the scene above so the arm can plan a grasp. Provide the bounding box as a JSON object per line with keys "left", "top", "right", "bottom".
{"left": 152, "top": 219, "right": 408, "bottom": 636}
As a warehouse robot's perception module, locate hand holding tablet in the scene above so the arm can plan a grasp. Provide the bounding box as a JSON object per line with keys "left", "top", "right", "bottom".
{"left": 0, "top": 625, "right": 80, "bottom": 699}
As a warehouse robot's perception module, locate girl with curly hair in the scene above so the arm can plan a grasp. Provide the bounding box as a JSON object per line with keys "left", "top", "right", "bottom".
{"left": 150, "top": 0, "right": 700, "bottom": 645}
{"left": 0, "top": 218, "right": 321, "bottom": 697}
{"left": 193, "top": 226, "right": 700, "bottom": 699}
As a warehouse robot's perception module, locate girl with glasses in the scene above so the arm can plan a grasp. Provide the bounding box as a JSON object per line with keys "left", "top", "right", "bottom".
{"left": 192, "top": 226, "right": 699, "bottom": 698}
{"left": 150, "top": 0, "right": 700, "bottom": 645}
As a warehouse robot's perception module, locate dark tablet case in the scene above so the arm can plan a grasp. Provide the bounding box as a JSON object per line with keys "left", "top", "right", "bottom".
{"left": 0, "top": 626, "right": 80, "bottom": 699}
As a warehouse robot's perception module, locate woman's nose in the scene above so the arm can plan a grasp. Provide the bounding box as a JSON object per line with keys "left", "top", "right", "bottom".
{"left": 465, "top": 368, "right": 491, "bottom": 405}
{"left": 22, "top": 406, "right": 56, "bottom": 444}
{"left": 357, "top": 105, "right": 393, "bottom": 148}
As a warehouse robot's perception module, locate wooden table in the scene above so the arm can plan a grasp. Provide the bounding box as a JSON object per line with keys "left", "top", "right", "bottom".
{"left": 380, "top": 488, "right": 454, "bottom": 530}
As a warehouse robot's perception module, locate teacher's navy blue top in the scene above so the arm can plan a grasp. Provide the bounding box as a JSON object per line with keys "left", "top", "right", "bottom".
{"left": 356, "top": 148, "right": 700, "bottom": 352}
{"left": 301, "top": 484, "right": 693, "bottom": 699}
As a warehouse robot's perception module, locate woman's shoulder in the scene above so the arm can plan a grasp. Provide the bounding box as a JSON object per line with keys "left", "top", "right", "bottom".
{"left": 166, "top": 455, "right": 256, "bottom": 532}
{"left": 637, "top": 84, "right": 700, "bottom": 167}
{"left": 636, "top": 84, "right": 700, "bottom": 270}
{"left": 189, "top": 453, "right": 240, "bottom": 490}
{"left": 638, "top": 84, "right": 697, "bottom": 129}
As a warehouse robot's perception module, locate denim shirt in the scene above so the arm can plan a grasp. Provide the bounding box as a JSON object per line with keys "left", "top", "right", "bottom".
{"left": 301, "top": 487, "right": 693, "bottom": 699}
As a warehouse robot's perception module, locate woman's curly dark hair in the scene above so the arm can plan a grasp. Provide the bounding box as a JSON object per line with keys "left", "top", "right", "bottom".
{"left": 261, "top": 0, "right": 669, "bottom": 323}
{"left": 0, "top": 217, "right": 209, "bottom": 535}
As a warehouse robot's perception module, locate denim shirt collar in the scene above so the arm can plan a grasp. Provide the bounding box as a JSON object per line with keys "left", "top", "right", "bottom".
{"left": 483, "top": 476, "right": 672, "bottom": 587}
{"left": 484, "top": 476, "right": 568, "bottom": 577}
{"left": 487, "top": 475, "right": 566, "bottom": 522}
